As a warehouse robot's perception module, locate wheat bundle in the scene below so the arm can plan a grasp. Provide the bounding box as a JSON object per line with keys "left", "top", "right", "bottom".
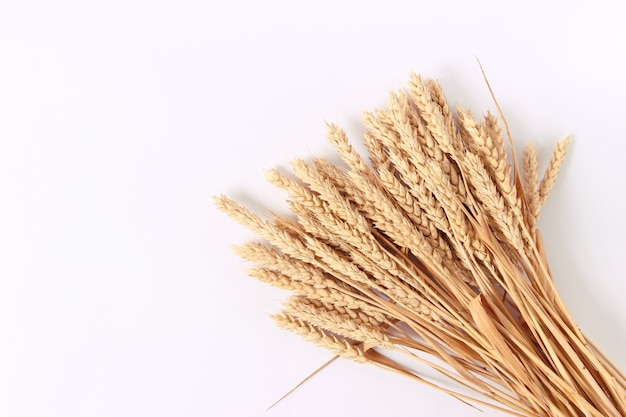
{"left": 214, "top": 72, "right": 626, "bottom": 416}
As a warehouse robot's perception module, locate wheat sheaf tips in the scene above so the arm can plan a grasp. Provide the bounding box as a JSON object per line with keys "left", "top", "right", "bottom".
{"left": 215, "top": 72, "right": 626, "bottom": 417}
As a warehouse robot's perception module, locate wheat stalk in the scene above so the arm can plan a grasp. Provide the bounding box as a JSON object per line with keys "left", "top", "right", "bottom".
{"left": 214, "top": 72, "right": 626, "bottom": 416}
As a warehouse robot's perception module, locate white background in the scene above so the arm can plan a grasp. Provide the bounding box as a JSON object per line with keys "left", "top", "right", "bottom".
{"left": 1, "top": 1, "right": 625, "bottom": 416}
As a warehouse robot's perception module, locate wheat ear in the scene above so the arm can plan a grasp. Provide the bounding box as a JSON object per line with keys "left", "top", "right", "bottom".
{"left": 216, "top": 73, "right": 625, "bottom": 417}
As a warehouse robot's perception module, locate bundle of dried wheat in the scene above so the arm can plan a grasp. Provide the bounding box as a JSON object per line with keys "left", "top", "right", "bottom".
{"left": 214, "top": 73, "right": 626, "bottom": 416}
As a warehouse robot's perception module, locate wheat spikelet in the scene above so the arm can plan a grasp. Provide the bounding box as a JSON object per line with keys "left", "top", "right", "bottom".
{"left": 284, "top": 296, "right": 394, "bottom": 349}
{"left": 408, "top": 73, "right": 458, "bottom": 155}
{"left": 246, "top": 267, "right": 353, "bottom": 307}
{"left": 390, "top": 90, "right": 465, "bottom": 198}
{"left": 523, "top": 143, "right": 540, "bottom": 229}
{"left": 425, "top": 78, "right": 459, "bottom": 148}
{"left": 463, "top": 150, "right": 524, "bottom": 251}
{"left": 483, "top": 111, "right": 507, "bottom": 166}
{"left": 457, "top": 108, "right": 524, "bottom": 232}
{"left": 362, "top": 117, "right": 453, "bottom": 238}
{"left": 216, "top": 73, "right": 626, "bottom": 417}
{"left": 273, "top": 313, "right": 371, "bottom": 363}
{"left": 364, "top": 108, "right": 471, "bottom": 248}
{"left": 358, "top": 110, "right": 452, "bottom": 259}
{"left": 539, "top": 136, "right": 571, "bottom": 208}
{"left": 232, "top": 242, "right": 347, "bottom": 293}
